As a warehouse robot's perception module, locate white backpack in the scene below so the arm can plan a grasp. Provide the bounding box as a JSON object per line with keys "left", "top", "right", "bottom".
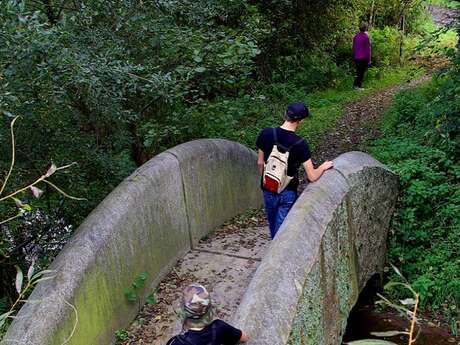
{"left": 263, "top": 128, "right": 303, "bottom": 193}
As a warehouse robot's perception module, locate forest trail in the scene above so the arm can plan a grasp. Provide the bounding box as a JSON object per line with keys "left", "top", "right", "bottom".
{"left": 312, "top": 74, "right": 431, "bottom": 165}
{"left": 430, "top": 5, "right": 459, "bottom": 26}
{"left": 310, "top": 3, "right": 457, "bottom": 163}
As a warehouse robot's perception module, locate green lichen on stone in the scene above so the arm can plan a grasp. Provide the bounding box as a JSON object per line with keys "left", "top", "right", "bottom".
{"left": 285, "top": 200, "right": 363, "bottom": 345}
{"left": 287, "top": 260, "right": 324, "bottom": 345}
{"left": 335, "top": 199, "right": 359, "bottom": 338}
{"left": 49, "top": 227, "right": 169, "bottom": 345}
{"left": 50, "top": 267, "right": 123, "bottom": 345}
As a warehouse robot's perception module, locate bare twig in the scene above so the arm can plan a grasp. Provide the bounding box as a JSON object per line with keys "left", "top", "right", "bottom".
{"left": 0, "top": 116, "right": 20, "bottom": 196}
{"left": 42, "top": 180, "right": 87, "bottom": 201}
{"left": 408, "top": 293, "right": 419, "bottom": 345}
{"left": 56, "top": 162, "right": 78, "bottom": 171}
{"left": 0, "top": 164, "right": 82, "bottom": 203}
{"left": 61, "top": 299, "right": 79, "bottom": 345}
{"left": 0, "top": 176, "right": 46, "bottom": 202}
{"left": 0, "top": 212, "right": 22, "bottom": 226}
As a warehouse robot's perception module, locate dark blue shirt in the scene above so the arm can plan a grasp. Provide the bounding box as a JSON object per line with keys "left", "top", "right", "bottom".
{"left": 166, "top": 320, "right": 242, "bottom": 345}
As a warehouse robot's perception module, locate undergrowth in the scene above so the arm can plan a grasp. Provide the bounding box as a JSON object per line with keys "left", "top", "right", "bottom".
{"left": 369, "top": 78, "right": 460, "bottom": 332}
{"left": 211, "top": 64, "right": 424, "bottom": 153}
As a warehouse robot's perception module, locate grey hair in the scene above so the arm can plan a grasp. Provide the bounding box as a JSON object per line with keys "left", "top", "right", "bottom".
{"left": 359, "top": 22, "right": 368, "bottom": 32}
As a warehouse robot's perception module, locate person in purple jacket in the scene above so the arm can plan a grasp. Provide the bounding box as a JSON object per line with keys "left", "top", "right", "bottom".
{"left": 352, "top": 22, "right": 372, "bottom": 90}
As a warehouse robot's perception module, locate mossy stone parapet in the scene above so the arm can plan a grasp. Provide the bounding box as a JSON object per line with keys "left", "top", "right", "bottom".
{"left": 167, "top": 139, "right": 261, "bottom": 246}
{"left": 233, "top": 151, "right": 399, "bottom": 345}
{"left": 3, "top": 139, "right": 261, "bottom": 345}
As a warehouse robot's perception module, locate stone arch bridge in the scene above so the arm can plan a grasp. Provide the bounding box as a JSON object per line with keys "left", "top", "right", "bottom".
{"left": 3, "top": 139, "right": 398, "bottom": 345}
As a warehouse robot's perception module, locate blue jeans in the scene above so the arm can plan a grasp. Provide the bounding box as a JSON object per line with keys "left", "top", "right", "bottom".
{"left": 263, "top": 189, "right": 297, "bottom": 239}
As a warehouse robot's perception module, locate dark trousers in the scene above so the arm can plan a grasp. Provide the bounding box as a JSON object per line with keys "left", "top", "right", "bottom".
{"left": 354, "top": 59, "right": 369, "bottom": 88}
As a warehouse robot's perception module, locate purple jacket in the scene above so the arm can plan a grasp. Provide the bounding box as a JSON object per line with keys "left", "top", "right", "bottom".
{"left": 352, "top": 32, "right": 371, "bottom": 62}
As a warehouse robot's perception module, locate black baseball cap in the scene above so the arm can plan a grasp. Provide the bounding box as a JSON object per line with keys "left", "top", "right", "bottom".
{"left": 286, "top": 102, "right": 310, "bottom": 120}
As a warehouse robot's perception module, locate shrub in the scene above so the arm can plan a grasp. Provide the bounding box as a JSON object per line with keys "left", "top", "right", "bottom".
{"left": 370, "top": 79, "right": 460, "bottom": 324}
{"left": 370, "top": 26, "right": 402, "bottom": 67}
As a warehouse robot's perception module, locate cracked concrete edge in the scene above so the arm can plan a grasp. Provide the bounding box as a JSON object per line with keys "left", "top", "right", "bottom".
{"left": 3, "top": 139, "right": 262, "bottom": 345}
{"left": 232, "top": 151, "right": 399, "bottom": 345}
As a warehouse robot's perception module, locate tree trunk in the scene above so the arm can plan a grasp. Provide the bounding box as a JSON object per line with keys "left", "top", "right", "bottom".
{"left": 399, "top": 15, "right": 405, "bottom": 66}
{"left": 369, "top": 0, "right": 375, "bottom": 29}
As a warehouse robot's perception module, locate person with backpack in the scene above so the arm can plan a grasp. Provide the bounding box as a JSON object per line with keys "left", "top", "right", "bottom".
{"left": 256, "top": 102, "right": 333, "bottom": 239}
{"left": 166, "top": 283, "right": 249, "bottom": 345}
{"left": 352, "top": 22, "right": 372, "bottom": 90}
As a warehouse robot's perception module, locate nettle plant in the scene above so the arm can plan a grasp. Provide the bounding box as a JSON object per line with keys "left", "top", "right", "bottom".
{"left": 346, "top": 265, "right": 421, "bottom": 345}
{"left": 124, "top": 272, "right": 157, "bottom": 312}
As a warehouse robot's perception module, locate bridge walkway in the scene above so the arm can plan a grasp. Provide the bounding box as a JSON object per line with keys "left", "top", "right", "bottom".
{"left": 126, "top": 215, "right": 269, "bottom": 345}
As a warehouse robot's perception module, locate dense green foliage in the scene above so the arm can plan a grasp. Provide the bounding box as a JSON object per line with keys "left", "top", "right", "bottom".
{"left": 370, "top": 21, "right": 460, "bottom": 328}
{"left": 0, "top": 0, "right": 429, "bottom": 223}
{"left": 0, "top": 0, "right": 441, "bottom": 333}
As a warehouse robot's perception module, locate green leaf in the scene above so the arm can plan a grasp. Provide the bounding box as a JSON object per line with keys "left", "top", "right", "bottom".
{"left": 30, "top": 270, "right": 55, "bottom": 282}
{"left": 138, "top": 272, "right": 147, "bottom": 283}
{"left": 30, "top": 186, "right": 44, "bottom": 199}
{"left": 27, "top": 264, "right": 35, "bottom": 281}
{"left": 371, "top": 330, "right": 409, "bottom": 337}
{"left": 146, "top": 293, "right": 156, "bottom": 305}
{"left": 0, "top": 311, "right": 15, "bottom": 329}
{"left": 124, "top": 289, "right": 137, "bottom": 302}
{"left": 193, "top": 56, "right": 203, "bottom": 63}
{"left": 45, "top": 163, "right": 57, "bottom": 178}
{"left": 13, "top": 198, "right": 22, "bottom": 208}
{"left": 399, "top": 298, "right": 416, "bottom": 305}
{"left": 21, "top": 203, "right": 32, "bottom": 211}
{"left": 32, "top": 276, "right": 56, "bottom": 284}
{"left": 0, "top": 311, "right": 14, "bottom": 321}
{"left": 390, "top": 264, "right": 404, "bottom": 279}
{"left": 195, "top": 67, "right": 206, "bottom": 73}
{"left": 2, "top": 111, "right": 14, "bottom": 118}
{"left": 132, "top": 272, "right": 148, "bottom": 289}
{"left": 345, "top": 340, "right": 398, "bottom": 345}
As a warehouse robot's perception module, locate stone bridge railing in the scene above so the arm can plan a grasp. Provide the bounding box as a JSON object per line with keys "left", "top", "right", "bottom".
{"left": 4, "top": 145, "right": 398, "bottom": 345}
{"left": 3, "top": 139, "right": 261, "bottom": 345}
{"left": 233, "top": 151, "right": 399, "bottom": 345}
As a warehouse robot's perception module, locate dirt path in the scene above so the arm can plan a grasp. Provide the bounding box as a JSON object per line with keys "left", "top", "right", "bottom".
{"left": 429, "top": 5, "right": 459, "bottom": 26}
{"left": 312, "top": 75, "right": 430, "bottom": 164}
{"left": 312, "top": 4, "right": 456, "bottom": 163}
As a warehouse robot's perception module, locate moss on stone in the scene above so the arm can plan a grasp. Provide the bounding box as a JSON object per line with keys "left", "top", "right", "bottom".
{"left": 287, "top": 260, "right": 324, "bottom": 345}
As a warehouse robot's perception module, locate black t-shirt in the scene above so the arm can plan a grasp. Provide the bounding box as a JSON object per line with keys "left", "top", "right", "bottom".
{"left": 256, "top": 127, "right": 311, "bottom": 191}
{"left": 166, "top": 320, "right": 242, "bottom": 345}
